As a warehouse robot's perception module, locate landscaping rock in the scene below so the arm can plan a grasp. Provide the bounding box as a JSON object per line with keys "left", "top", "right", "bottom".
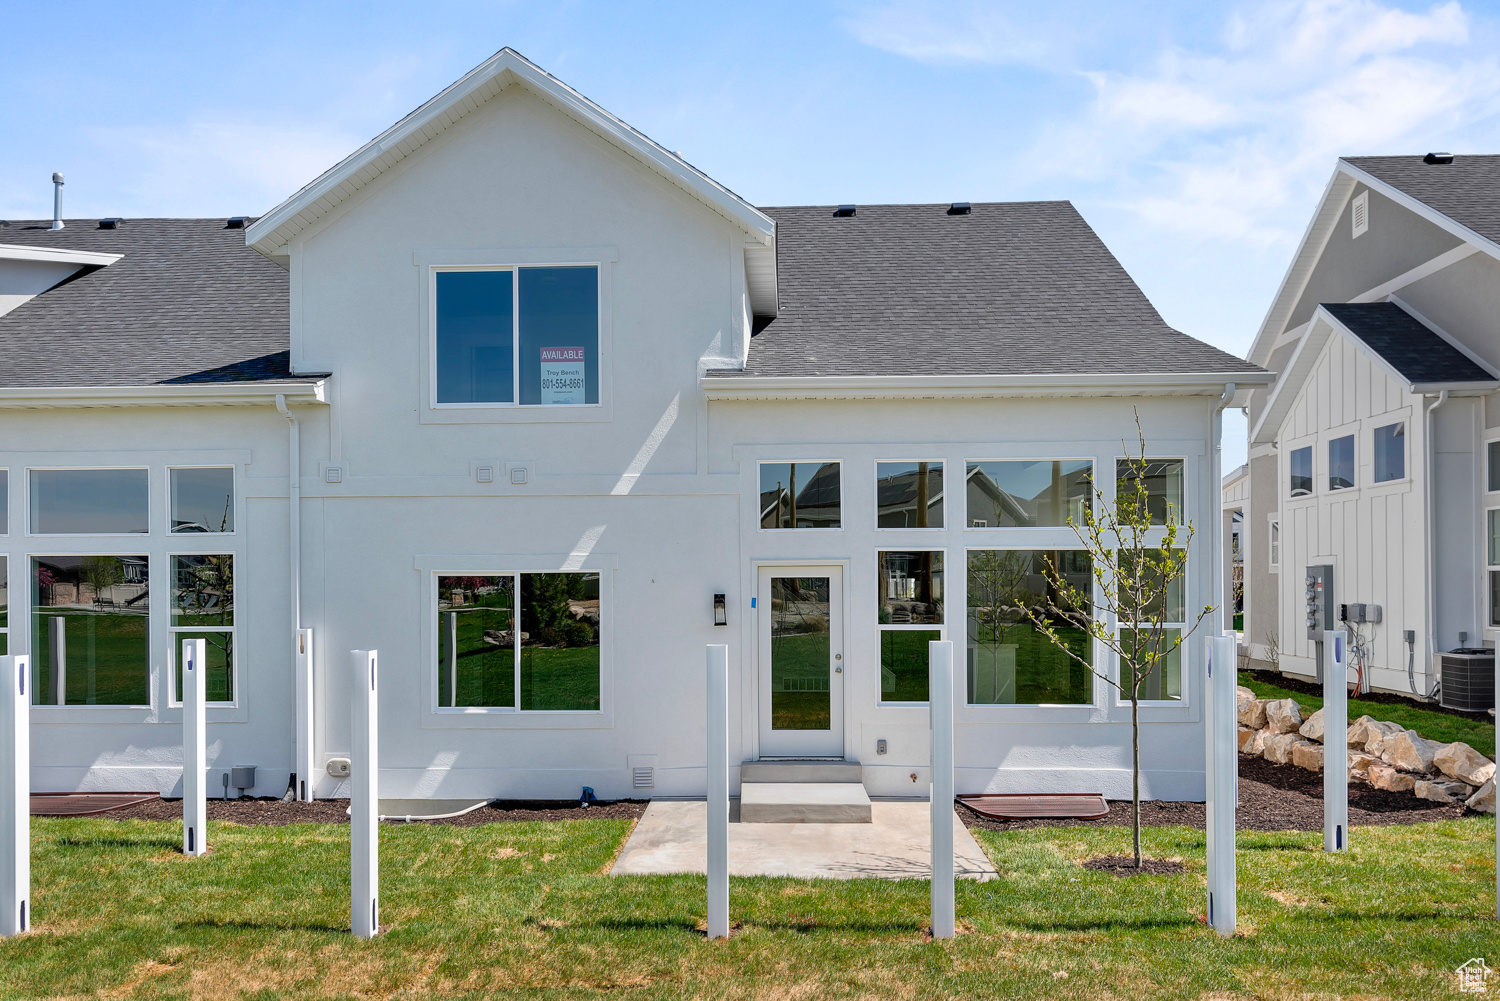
{"left": 1264, "top": 699, "right": 1303, "bottom": 735}
{"left": 1237, "top": 690, "right": 1268, "bottom": 729}
{"left": 1378, "top": 730, "right": 1439, "bottom": 774}
{"left": 1361, "top": 720, "right": 1403, "bottom": 755}
{"left": 1346, "top": 715, "right": 1377, "bottom": 748}
{"left": 1241, "top": 728, "right": 1269, "bottom": 755}
{"left": 1368, "top": 763, "right": 1417, "bottom": 793}
{"left": 1466, "top": 779, "right": 1496, "bottom": 814}
{"left": 1299, "top": 708, "right": 1325, "bottom": 743}
{"left": 1433, "top": 741, "right": 1496, "bottom": 787}
{"left": 1347, "top": 752, "right": 1381, "bottom": 781}
{"left": 1290, "top": 741, "right": 1324, "bottom": 771}
{"left": 1263, "top": 732, "right": 1303, "bottom": 765}
{"left": 1414, "top": 778, "right": 1475, "bottom": 805}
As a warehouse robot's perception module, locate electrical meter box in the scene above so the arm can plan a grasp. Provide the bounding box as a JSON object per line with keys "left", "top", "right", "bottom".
{"left": 1305, "top": 565, "right": 1334, "bottom": 641}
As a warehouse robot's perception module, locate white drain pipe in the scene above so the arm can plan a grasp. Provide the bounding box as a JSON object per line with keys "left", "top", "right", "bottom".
{"left": 275, "top": 395, "right": 306, "bottom": 794}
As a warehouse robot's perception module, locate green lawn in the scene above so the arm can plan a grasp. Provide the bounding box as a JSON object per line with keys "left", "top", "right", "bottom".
{"left": 5, "top": 814, "right": 1494, "bottom": 999}
{"left": 1240, "top": 671, "right": 1495, "bottom": 757}
{"left": 31, "top": 609, "right": 149, "bottom": 705}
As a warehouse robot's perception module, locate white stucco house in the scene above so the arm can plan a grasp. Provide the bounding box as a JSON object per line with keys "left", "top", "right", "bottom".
{"left": 1241, "top": 154, "right": 1500, "bottom": 705}
{"left": 0, "top": 49, "right": 1267, "bottom": 804}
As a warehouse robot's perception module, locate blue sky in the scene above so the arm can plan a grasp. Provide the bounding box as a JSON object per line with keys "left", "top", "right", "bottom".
{"left": 6, "top": 0, "right": 1500, "bottom": 471}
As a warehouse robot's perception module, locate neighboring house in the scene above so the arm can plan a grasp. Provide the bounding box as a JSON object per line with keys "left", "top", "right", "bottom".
{"left": 1241, "top": 154, "right": 1500, "bottom": 696}
{"left": 1221, "top": 463, "right": 1247, "bottom": 634}
{"left": 0, "top": 49, "right": 1266, "bottom": 803}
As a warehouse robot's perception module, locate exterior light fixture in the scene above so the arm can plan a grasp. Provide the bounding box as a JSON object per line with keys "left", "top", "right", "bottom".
{"left": 713, "top": 593, "right": 727, "bottom": 626}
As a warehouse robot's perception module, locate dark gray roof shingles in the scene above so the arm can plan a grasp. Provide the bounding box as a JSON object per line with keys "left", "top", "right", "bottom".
{"left": 0, "top": 218, "right": 306, "bottom": 388}
{"left": 1322, "top": 301, "right": 1494, "bottom": 385}
{"left": 712, "top": 201, "right": 1263, "bottom": 379}
{"left": 1344, "top": 154, "right": 1500, "bottom": 246}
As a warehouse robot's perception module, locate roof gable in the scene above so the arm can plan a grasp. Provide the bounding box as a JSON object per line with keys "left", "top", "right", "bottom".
{"left": 1321, "top": 301, "right": 1495, "bottom": 386}
{"left": 246, "top": 48, "right": 774, "bottom": 260}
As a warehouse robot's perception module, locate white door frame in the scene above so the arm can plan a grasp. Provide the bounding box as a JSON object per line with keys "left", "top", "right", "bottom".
{"left": 756, "top": 564, "right": 845, "bottom": 758}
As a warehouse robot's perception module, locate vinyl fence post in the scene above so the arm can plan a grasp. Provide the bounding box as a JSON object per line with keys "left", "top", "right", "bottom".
{"left": 350, "top": 649, "right": 380, "bottom": 939}
{"left": 929, "top": 639, "right": 955, "bottom": 940}
{"left": 706, "top": 644, "right": 729, "bottom": 940}
{"left": 182, "top": 638, "right": 208, "bottom": 857}
{"left": 0, "top": 656, "right": 29, "bottom": 935}
{"left": 1205, "top": 635, "right": 1237, "bottom": 937}
{"left": 295, "top": 628, "right": 315, "bottom": 801}
{"left": 1323, "top": 630, "right": 1348, "bottom": 853}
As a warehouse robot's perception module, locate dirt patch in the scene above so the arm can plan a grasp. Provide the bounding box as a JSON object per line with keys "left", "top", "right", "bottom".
{"left": 93, "top": 797, "right": 648, "bottom": 826}
{"left": 958, "top": 754, "right": 1469, "bottom": 834}
{"left": 1081, "top": 856, "right": 1185, "bottom": 876}
{"left": 1241, "top": 668, "right": 1490, "bottom": 722}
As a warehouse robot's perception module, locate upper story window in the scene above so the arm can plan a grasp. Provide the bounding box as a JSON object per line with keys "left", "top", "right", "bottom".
{"left": 760, "top": 462, "right": 841, "bottom": 529}
{"left": 30, "top": 468, "right": 149, "bottom": 535}
{"left": 0, "top": 469, "right": 8, "bottom": 535}
{"left": 966, "top": 460, "right": 1092, "bottom": 528}
{"left": 1372, "top": 423, "right": 1405, "bottom": 483}
{"left": 1289, "top": 446, "right": 1313, "bottom": 498}
{"left": 170, "top": 467, "right": 234, "bottom": 533}
{"left": 434, "top": 266, "right": 599, "bottom": 406}
{"left": 1117, "top": 459, "right": 1184, "bottom": 525}
{"left": 1488, "top": 440, "right": 1500, "bottom": 493}
{"left": 876, "top": 461, "right": 943, "bottom": 528}
{"left": 1328, "top": 435, "right": 1355, "bottom": 491}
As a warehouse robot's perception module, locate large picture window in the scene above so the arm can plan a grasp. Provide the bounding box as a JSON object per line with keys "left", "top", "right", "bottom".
{"left": 877, "top": 551, "right": 943, "bottom": 703}
{"left": 171, "top": 555, "right": 235, "bottom": 703}
{"left": 966, "top": 550, "right": 1093, "bottom": 704}
{"left": 965, "top": 460, "right": 1091, "bottom": 528}
{"left": 31, "top": 468, "right": 149, "bottom": 535}
{"left": 434, "top": 266, "right": 599, "bottom": 406}
{"left": 1116, "top": 459, "right": 1183, "bottom": 525}
{"left": 876, "top": 462, "right": 943, "bottom": 528}
{"left": 437, "top": 572, "right": 600, "bottom": 711}
{"left": 170, "top": 467, "right": 234, "bottom": 533}
{"left": 759, "top": 462, "right": 841, "bottom": 529}
{"left": 32, "top": 555, "right": 149, "bottom": 706}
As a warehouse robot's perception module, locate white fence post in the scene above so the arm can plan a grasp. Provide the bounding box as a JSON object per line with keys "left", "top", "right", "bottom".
{"left": 929, "top": 639, "right": 955, "bottom": 940}
{"left": 1205, "top": 635, "right": 1237, "bottom": 937}
{"left": 182, "top": 638, "right": 208, "bottom": 857}
{"left": 1, "top": 656, "right": 29, "bottom": 935}
{"left": 295, "top": 628, "right": 315, "bottom": 801}
{"left": 1323, "top": 630, "right": 1348, "bottom": 853}
{"left": 706, "top": 644, "right": 729, "bottom": 940}
{"left": 350, "top": 649, "right": 380, "bottom": 939}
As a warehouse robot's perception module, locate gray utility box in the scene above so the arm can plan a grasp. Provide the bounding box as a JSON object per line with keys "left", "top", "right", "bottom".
{"left": 1439, "top": 649, "right": 1495, "bottom": 713}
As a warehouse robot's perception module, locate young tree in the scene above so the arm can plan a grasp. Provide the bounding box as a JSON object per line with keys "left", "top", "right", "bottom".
{"left": 1025, "top": 412, "right": 1214, "bottom": 868}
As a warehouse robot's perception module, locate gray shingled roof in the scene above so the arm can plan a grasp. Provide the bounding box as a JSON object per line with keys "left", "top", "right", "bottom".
{"left": 1345, "top": 154, "right": 1500, "bottom": 247}
{"left": 1322, "top": 301, "right": 1494, "bottom": 385}
{"left": 0, "top": 218, "right": 305, "bottom": 387}
{"left": 710, "top": 201, "right": 1264, "bottom": 379}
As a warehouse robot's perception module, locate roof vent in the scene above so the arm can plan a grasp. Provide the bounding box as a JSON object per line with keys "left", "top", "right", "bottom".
{"left": 225, "top": 216, "right": 251, "bottom": 229}
{"left": 948, "top": 202, "right": 971, "bottom": 215}
{"left": 50, "top": 173, "right": 65, "bottom": 232}
{"left": 1423, "top": 152, "right": 1454, "bottom": 165}
{"left": 97, "top": 218, "right": 123, "bottom": 230}
{"left": 833, "top": 204, "right": 856, "bottom": 218}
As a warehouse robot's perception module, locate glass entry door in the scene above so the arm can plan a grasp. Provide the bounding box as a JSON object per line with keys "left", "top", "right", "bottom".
{"left": 758, "top": 565, "right": 844, "bottom": 758}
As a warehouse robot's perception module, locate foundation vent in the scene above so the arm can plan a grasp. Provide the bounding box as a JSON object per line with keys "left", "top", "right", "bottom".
{"left": 632, "top": 767, "right": 654, "bottom": 789}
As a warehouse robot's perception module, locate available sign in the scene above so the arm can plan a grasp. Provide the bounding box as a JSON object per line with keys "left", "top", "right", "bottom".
{"left": 540, "top": 347, "right": 586, "bottom": 405}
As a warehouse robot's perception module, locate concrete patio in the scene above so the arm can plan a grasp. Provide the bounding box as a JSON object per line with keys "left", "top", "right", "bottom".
{"left": 610, "top": 799, "right": 998, "bottom": 881}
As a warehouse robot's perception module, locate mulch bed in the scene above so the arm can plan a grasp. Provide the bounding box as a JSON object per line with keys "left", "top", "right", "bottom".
{"left": 1241, "top": 668, "right": 1491, "bottom": 722}
{"left": 1082, "top": 856, "right": 1185, "bottom": 876}
{"left": 957, "top": 754, "right": 1470, "bottom": 834}
{"left": 94, "top": 797, "right": 648, "bottom": 826}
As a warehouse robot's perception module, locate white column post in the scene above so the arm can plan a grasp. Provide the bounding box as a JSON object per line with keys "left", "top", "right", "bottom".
{"left": 350, "top": 649, "right": 380, "bottom": 939}
{"left": 295, "top": 628, "right": 315, "bottom": 801}
{"left": 1205, "top": 635, "right": 1237, "bottom": 937}
{"left": 1, "top": 656, "right": 30, "bottom": 935}
{"left": 48, "top": 618, "right": 65, "bottom": 706}
{"left": 182, "top": 638, "right": 207, "bottom": 857}
{"left": 929, "top": 639, "right": 955, "bottom": 940}
{"left": 1323, "top": 629, "right": 1348, "bottom": 852}
{"left": 706, "top": 644, "right": 729, "bottom": 940}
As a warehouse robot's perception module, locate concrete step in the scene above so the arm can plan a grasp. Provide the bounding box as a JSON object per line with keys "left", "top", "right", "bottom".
{"left": 740, "top": 759, "right": 862, "bottom": 783}
{"left": 739, "top": 782, "right": 873, "bottom": 823}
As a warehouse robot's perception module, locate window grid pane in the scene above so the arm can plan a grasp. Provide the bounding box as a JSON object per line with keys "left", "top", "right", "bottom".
{"left": 32, "top": 556, "right": 149, "bottom": 706}
{"left": 881, "top": 628, "right": 938, "bottom": 702}
{"left": 1372, "top": 423, "right": 1405, "bottom": 483}
{"left": 966, "top": 550, "right": 1093, "bottom": 705}
{"left": 435, "top": 270, "right": 515, "bottom": 404}
{"left": 31, "top": 469, "right": 149, "bottom": 535}
{"left": 1289, "top": 447, "right": 1313, "bottom": 497}
{"left": 518, "top": 573, "right": 601, "bottom": 711}
{"left": 1329, "top": 435, "right": 1355, "bottom": 490}
{"left": 172, "top": 632, "right": 234, "bottom": 703}
{"left": 966, "top": 461, "right": 1092, "bottom": 528}
{"left": 759, "top": 462, "right": 841, "bottom": 529}
{"left": 875, "top": 461, "right": 943, "bottom": 528}
{"left": 1116, "top": 459, "right": 1184, "bottom": 525}
{"left": 170, "top": 467, "right": 234, "bottom": 533}
{"left": 438, "top": 576, "right": 517, "bottom": 709}
{"left": 171, "top": 555, "right": 233, "bottom": 627}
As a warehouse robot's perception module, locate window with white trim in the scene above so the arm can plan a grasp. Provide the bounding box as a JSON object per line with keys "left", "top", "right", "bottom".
{"left": 1372, "top": 423, "right": 1405, "bottom": 483}
{"left": 32, "top": 555, "right": 150, "bottom": 706}
{"left": 1289, "top": 446, "right": 1313, "bottom": 497}
{"left": 170, "top": 467, "right": 234, "bottom": 533}
{"left": 1269, "top": 519, "right": 1280, "bottom": 570}
{"left": 877, "top": 550, "right": 943, "bottom": 703}
{"left": 1489, "top": 510, "right": 1500, "bottom": 628}
{"left": 171, "top": 555, "right": 235, "bottom": 704}
{"left": 0, "top": 469, "right": 8, "bottom": 535}
{"left": 0, "top": 556, "right": 7, "bottom": 656}
{"left": 1328, "top": 435, "right": 1355, "bottom": 490}
{"left": 30, "top": 468, "right": 149, "bottom": 535}
{"left": 1119, "top": 548, "right": 1185, "bottom": 702}
{"left": 759, "top": 462, "right": 841, "bottom": 529}
{"left": 966, "top": 549, "right": 1094, "bottom": 705}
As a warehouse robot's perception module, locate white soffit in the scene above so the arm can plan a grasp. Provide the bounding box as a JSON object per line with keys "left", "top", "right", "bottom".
{"left": 245, "top": 48, "right": 776, "bottom": 261}
{"left": 0, "top": 244, "right": 122, "bottom": 268}
{"left": 702, "top": 371, "right": 1272, "bottom": 401}
{"left": 0, "top": 381, "right": 328, "bottom": 410}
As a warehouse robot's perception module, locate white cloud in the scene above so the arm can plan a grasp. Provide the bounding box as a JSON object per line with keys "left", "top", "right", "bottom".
{"left": 843, "top": 1, "right": 1070, "bottom": 67}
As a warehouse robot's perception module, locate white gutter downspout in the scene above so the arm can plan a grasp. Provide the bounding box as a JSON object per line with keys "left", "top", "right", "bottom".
{"left": 1213, "top": 384, "right": 1236, "bottom": 638}
{"left": 1422, "top": 389, "right": 1450, "bottom": 691}
{"left": 275, "top": 395, "right": 304, "bottom": 792}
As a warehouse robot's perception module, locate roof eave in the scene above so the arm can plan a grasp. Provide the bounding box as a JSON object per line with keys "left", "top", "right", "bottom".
{"left": 0, "top": 380, "right": 328, "bottom": 409}
{"left": 0, "top": 244, "right": 123, "bottom": 267}
{"left": 701, "top": 371, "right": 1272, "bottom": 401}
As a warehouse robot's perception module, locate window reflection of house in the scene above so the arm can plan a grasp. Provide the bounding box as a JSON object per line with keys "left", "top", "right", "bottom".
{"left": 759, "top": 461, "right": 841, "bottom": 529}
{"left": 966, "top": 461, "right": 1092, "bottom": 528}
{"left": 876, "top": 463, "right": 943, "bottom": 528}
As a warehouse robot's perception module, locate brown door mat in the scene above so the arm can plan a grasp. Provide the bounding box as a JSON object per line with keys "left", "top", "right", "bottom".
{"left": 31, "top": 792, "right": 161, "bottom": 816}
{"left": 958, "top": 793, "right": 1110, "bottom": 820}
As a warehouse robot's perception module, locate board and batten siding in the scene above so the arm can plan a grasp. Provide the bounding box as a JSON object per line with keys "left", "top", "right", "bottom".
{"left": 1277, "top": 325, "right": 1426, "bottom": 691}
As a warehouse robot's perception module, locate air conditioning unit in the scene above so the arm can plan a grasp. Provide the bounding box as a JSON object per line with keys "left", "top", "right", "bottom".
{"left": 1438, "top": 648, "right": 1495, "bottom": 712}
